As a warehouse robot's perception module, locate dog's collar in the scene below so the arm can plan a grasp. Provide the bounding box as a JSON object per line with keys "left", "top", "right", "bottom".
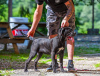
{"left": 61, "top": 34, "right": 65, "bottom": 37}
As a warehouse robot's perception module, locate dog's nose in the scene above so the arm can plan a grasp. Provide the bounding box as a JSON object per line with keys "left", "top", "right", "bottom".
{"left": 72, "top": 32, "right": 76, "bottom": 36}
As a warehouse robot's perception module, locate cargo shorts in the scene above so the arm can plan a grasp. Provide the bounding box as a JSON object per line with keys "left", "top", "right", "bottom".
{"left": 46, "top": 5, "right": 75, "bottom": 36}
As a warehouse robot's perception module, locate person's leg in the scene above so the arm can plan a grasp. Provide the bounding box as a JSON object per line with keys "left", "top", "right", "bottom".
{"left": 67, "top": 37, "right": 75, "bottom": 71}
{"left": 67, "top": 37, "right": 74, "bottom": 60}
{"left": 46, "top": 5, "right": 61, "bottom": 71}
{"left": 67, "top": 12, "right": 76, "bottom": 72}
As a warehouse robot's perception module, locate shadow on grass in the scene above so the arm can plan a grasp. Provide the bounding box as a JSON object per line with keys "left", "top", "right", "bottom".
{"left": 1, "top": 46, "right": 100, "bottom": 70}
{"left": 0, "top": 49, "right": 52, "bottom": 70}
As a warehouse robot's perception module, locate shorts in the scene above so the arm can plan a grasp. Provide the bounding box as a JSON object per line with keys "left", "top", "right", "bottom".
{"left": 46, "top": 5, "right": 75, "bottom": 36}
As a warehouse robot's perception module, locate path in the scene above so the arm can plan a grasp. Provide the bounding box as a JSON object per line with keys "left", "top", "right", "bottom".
{"left": 0, "top": 42, "right": 100, "bottom": 76}
{"left": 9, "top": 54, "right": 100, "bottom": 76}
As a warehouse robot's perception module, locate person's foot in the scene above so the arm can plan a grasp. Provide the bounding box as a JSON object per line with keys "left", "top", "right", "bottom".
{"left": 67, "top": 60, "right": 76, "bottom": 72}
{"left": 68, "top": 64, "right": 76, "bottom": 72}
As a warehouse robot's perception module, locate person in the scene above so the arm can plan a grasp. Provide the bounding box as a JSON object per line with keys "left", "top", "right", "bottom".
{"left": 27, "top": 0, "right": 75, "bottom": 72}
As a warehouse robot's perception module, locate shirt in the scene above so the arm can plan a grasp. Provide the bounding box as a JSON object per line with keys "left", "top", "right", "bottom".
{"left": 35, "top": 0, "right": 69, "bottom": 12}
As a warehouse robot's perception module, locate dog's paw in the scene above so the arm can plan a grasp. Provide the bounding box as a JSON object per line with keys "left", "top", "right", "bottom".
{"left": 53, "top": 69, "right": 57, "bottom": 73}
{"left": 24, "top": 70, "right": 28, "bottom": 72}
{"left": 60, "top": 69, "right": 65, "bottom": 72}
{"left": 35, "top": 69, "right": 40, "bottom": 72}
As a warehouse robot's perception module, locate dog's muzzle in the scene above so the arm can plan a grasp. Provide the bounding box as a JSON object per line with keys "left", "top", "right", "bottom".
{"left": 66, "top": 31, "right": 76, "bottom": 42}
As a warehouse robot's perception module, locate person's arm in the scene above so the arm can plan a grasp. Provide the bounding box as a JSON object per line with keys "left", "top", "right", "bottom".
{"left": 61, "top": 0, "right": 75, "bottom": 27}
{"left": 27, "top": 4, "right": 43, "bottom": 37}
{"left": 64, "top": 0, "right": 75, "bottom": 20}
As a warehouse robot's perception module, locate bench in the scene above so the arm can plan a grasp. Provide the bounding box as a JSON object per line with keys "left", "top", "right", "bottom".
{"left": 0, "top": 22, "right": 46, "bottom": 54}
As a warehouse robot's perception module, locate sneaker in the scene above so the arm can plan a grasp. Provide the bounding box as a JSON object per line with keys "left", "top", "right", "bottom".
{"left": 67, "top": 60, "right": 76, "bottom": 72}
{"left": 68, "top": 64, "right": 76, "bottom": 72}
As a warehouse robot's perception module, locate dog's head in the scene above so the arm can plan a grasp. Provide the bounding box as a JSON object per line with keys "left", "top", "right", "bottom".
{"left": 58, "top": 27, "right": 76, "bottom": 39}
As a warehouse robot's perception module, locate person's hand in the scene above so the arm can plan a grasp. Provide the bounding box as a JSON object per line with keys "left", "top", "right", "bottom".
{"left": 61, "top": 19, "right": 69, "bottom": 28}
{"left": 27, "top": 29, "right": 35, "bottom": 37}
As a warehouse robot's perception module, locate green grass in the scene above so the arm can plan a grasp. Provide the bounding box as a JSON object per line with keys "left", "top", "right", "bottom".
{"left": 0, "top": 50, "right": 51, "bottom": 63}
{"left": 74, "top": 47, "right": 100, "bottom": 55}
{"left": 94, "top": 63, "right": 100, "bottom": 68}
{"left": 0, "top": 46, "right": 100, "bottom": 63}
{"left": 0, "top": 46, "right": 100, "bottom": 70}
{"left": 75, "top": 59, "right": 85, "bottom": 61}
{"left": 63, "top": 46, "right": 100, "bottom": 58}
{"left": 39, "top": 59, "right": 51, "bottom": 63}
{"left": 0, "top": 69, "right": 14, "bottom": 76}
{"left": 0, "top": 46, "right": 100, "bottom": 58}
{"left": 0, "top": 52, "right": 29, "bottom": 62}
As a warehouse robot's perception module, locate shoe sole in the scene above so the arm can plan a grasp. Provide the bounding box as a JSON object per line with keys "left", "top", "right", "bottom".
{"left": 68, "top": 70, "right": 77, "bottom": 72}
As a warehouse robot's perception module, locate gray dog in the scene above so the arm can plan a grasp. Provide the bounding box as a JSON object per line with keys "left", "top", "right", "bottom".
{"left": 24, "top": 27, "right": 75, "bottom": 73}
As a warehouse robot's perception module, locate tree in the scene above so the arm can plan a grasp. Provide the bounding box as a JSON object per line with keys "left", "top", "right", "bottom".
{"left": 0, "top": 0, "right": 8, "bottom": 22}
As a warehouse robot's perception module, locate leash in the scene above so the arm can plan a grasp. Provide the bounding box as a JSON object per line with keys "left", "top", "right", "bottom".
{"left": 75, "top": 68, "right": 90, "bottom": 71}
{"left": 63, "top": 67, "right": 90, "bottom": 71}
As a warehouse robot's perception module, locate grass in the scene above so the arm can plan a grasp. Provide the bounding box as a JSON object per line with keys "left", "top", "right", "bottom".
{"left": 63, "top": 46, "right": 100, "bottom": 58}
{"left": 75, "top": 59, "right": 85, "bottom": 61}
{"left": 0, "top": 50, "right": 51, "bottom": 63}
{"left": 0, "top": 45, "right": 100, "bottom": 71}
{"left": 94, "top": 63, "right": 100, "bottom": 68}
{"left": 74, "top": 47, "right": 100, "bottom": 55}
{"left": 0, "top": 69, "right": 14, "bottom": 76}
{"left": 0, "top": 46, "right": 100, "bottom": 63}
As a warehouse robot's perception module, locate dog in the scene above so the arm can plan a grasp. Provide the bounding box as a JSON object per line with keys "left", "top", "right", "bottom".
{"left": 24, "top": 27, "right": 76, "bottom": 73}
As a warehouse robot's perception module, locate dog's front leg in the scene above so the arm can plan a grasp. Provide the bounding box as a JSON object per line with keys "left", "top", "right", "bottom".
{"left": 59, "top": 50, "right": 64, "bottom": 72}
{"left": 51, "top": 51, "right": 56, "bottom": 73}
{"left": 34, "top": 53, "right": 43, "bottom": 72}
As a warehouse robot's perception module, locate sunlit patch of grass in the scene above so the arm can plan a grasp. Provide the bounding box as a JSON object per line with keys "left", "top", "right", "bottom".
{"left": 75, "top": 59, "right": 85, "bottom": 61}
{"left": 0, "top": 53, "right": 29, "bottom": 62}
{"left": 62, "top": 46, "right": 100, "bottom": 58}
{"left": 38, "top": 59, "right": 51, "bottom": 67}
{"left": 39, "top": 59, "right": 51, "bottom": 63}
{"left": 0, "top": 51, "right": 51, "bottom": 63}
{"left": 74, "top": 47, "right": 100, "bottom": 55}
{"left": 0, "top": 69, "right": 14, "bottom": 76}
{"left": 94, "top": 63, "right": 100, "bottom": 68}
{"left": 1, "top": 46, "right": 100, "bottom": 70}
{"left": 41, "top": 54, "right": 51, "bottom": 59}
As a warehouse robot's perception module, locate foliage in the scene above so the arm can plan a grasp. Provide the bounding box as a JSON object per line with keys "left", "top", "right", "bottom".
{"left": 77, "top": 2, "right": 100, "bottom": 34}
{"left": 0, "top": 0, "right": 8, "bottom": 22}
{"left": 0, "top": 0, "right": 7, "bottom": 5}
{"left": 0, "top": 0, "right": 100, "bottom": 34}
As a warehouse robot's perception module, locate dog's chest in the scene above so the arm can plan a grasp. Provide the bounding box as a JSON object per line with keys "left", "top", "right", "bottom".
{"left": 57, "top": 47, "right": 64, "bottom": 53}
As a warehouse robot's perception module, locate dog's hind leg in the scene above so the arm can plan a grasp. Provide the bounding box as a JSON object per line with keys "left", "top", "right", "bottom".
{"left": 34, "top": 53, "right": 43, "bottom": 72}
{"left": 24, "top": 51, "right": 37, "bottom": 72}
